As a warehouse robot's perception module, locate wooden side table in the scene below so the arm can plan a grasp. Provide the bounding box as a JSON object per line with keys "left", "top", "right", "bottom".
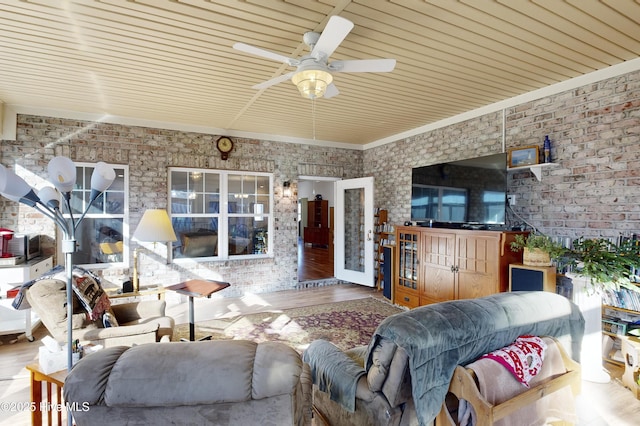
{"left": 25, "top": 363, "right": 68, "bottom": 426}
{"left": 105, "top": 285, "right": 166, "bottom": 300}
{"left": 167, "top": 279, "right": 230, "bottom": 341}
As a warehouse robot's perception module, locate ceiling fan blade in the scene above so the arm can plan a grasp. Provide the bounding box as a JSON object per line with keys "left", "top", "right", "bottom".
{"left": 233, "top": 42, "right": 297, "bottom": 65}
{"left": 311, "top": 16, "right": 354, "bottom": 59}
{"left": 330, "top": 59, "right": 396, "bottom": 73}
{"left": 324, "top": 83, "right": 339, "bottom": 99}
{"left": 252, "top": 72, "right": 295, "bottom": 90}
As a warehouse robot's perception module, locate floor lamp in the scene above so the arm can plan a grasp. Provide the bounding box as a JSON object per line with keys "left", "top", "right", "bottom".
{"left": 0, "top": 157, "right": 115, "bottom": 426}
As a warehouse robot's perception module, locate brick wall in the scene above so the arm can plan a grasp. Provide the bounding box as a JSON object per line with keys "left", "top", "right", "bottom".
{"left": 0, "top": 116, "right": 362, "bottom": 296}
{"left": 365, "top": 69, "right": 640, "bottom": 243}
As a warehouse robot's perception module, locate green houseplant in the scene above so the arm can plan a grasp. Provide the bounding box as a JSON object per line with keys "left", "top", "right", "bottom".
{"left": 510, "top": 232, "right": 567, "bottom": 266}
{"left": 559, "top": 237, "right": 640, "bottom": 383}
{"left": 562, "top": 237, "right": 640, "bottom": 293}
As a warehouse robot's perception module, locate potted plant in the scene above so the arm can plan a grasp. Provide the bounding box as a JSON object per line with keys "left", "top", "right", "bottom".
{"left": 510, "top": 232, "right": 567, "bottom": 266}
{"left": 562, "top": 237, "right": 640, "bottom": 293}
{"left": 559, "top": 237, "right": 640, "bottom": 383}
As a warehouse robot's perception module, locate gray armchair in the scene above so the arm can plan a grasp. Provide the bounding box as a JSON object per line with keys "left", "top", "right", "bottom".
{"left": 303, "top": 291, "right": 584, "bottom": 426}
{"left": 25, "top": 278, "right": 174, "bottom": 346}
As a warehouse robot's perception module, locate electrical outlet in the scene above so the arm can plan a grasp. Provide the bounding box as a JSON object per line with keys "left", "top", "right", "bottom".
{"left": 507, "top": 195, "right": 516, "bottom": 205}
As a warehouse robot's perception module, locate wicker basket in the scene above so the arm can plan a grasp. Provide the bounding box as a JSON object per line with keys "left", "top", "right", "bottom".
{"left": 522, "top": 248, "right": 552, "bottom": 266}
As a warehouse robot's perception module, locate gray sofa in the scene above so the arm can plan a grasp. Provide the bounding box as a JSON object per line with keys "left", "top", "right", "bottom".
{"left": 64, "top": 340, "right": 312, "bottom": 426}
{"left": 303, "top": 291, "right": 585, "bottom": 426}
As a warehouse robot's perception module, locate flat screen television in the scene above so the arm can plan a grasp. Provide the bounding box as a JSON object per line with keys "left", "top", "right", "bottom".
{"left": 411, "top": 153, "right": 507, "bottom": 226}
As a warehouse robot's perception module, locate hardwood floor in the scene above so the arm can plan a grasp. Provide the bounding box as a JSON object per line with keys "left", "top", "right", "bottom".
{"left": 1, "top": 284, "right": 639, "bottom": 425}
{"left": 298, "top": 237, "right": 334, "bottom": 281}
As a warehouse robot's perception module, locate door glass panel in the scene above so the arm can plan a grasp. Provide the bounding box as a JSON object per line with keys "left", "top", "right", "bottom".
{"left": 343, "top": 187, "right": 364, "bottom": 272}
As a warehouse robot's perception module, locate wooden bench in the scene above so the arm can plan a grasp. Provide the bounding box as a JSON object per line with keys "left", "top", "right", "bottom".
{"left": 437, "top": 337, "right": 581, "bottom": 425}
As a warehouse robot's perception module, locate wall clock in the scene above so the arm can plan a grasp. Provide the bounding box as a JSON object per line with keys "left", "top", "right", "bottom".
{"left": 216, "top": 136, "right": 234, "bottom": 160}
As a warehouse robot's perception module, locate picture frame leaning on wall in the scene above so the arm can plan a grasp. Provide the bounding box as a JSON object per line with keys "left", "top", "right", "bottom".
{"left": 508, "top": 146, "right": 539, "bottom": 168}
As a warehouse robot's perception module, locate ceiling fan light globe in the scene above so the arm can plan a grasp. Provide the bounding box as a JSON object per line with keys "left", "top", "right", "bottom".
{"left": 292, "top": 69, "right": 333, "bottom": 99}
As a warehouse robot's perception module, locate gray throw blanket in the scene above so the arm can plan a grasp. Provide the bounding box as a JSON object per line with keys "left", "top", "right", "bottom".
{"left": 303, "top": 339, "right": 366, "bottom": 411}
{"left": 365, "top": 291, "right": 584, "bottom": 426}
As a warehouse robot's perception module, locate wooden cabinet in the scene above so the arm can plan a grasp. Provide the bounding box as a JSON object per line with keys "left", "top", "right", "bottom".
{"left": 307, "top": 200, "right": 328, "bottom": 228}
{"left": 304, "top": 200, "right": 329, "bottom": 246}
{"left": 303, "top": 227, "right": 329, "bottom": 246}
{"left": 394, "top": 226, "right": 523, "bottom": 308}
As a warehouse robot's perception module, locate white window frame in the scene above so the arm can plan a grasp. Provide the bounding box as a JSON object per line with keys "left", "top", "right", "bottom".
{"left": 63, "top": 162, "right": 129, "bottom": 269}
{"left": 168, "top": 167, "right": 274, "bottom": 262}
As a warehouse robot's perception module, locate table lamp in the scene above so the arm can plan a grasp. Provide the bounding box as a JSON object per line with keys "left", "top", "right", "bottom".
{"left": 131, "top": 209, "right": 177, "bottom": 292}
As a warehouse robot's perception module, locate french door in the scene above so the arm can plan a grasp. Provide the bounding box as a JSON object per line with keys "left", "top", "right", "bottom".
{"left": 334, "top": 177, "right": 375, "bottom": 286}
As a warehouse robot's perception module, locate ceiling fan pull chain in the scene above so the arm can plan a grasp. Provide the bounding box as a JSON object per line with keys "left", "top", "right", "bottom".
{"left": 312, "top": 98, "right": 317, "bottom": 140}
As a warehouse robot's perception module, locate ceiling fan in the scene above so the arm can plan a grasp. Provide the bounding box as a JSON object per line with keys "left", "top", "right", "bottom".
{"left": 233, "top": 16, "right": 396, "bottom": 99}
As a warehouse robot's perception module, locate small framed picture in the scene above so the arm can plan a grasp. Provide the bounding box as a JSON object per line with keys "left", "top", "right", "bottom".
{"left": 508, "top": 146, "right": 539, "bottom": 168}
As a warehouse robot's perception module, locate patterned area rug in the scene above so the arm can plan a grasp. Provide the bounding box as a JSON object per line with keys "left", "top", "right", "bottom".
{"left": 174, "top": 297, "right": 404, "bottom": 352}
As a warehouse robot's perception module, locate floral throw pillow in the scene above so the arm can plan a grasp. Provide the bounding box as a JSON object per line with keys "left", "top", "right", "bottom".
{"left": 44, "top": 265, "right": 111, "bottom": 321}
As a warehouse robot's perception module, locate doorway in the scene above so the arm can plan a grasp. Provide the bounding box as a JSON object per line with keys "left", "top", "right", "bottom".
{"left": 297, "top": 177, "right": 338, "bottom": 282}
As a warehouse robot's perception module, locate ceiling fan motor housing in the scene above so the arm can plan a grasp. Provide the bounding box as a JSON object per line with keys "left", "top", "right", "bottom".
{"left": 303, "top": 31, "right": 321, "bottom": 49}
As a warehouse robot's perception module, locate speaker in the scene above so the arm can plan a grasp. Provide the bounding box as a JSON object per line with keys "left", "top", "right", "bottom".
{"left": 509, "top": 264, "right": 557, "bottom": 292}
{"left": 382, "top": 245, "right": 394, "bottom": 300}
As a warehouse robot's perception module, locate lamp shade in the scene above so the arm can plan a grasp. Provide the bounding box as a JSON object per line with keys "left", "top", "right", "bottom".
{"left": 133, "top": 209, "right": 177, "bottom": 243}
{"left": 91, "top": 162, "right": 116, "bottom": 192}
{"left": 291, "top": 69, "right": 333, "bottom": 99}
{"left": 38, "top": 186, "right": 61, "bottom": 209}
{"left": 47, "top": 156, "right": 77, "bottom": 193}
{"left": 0, "top": 164, "right": 40, "bottom": 206}
{"left": 89, "top": 161, "right": 116, "bottom": 202}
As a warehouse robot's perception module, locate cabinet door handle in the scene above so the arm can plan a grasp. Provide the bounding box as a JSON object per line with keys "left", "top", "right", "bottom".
{"left": 404, "top": 296, "right": 410, "bottom": 302}
{"left": 450, "top": 265, "right": 455, "bottom": 272}
{"left": 367, "top": 230, "right": 373, "bottom": 241}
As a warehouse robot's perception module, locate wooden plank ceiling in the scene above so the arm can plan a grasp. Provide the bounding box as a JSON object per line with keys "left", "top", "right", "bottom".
{"left": 0, "top": 0, "right": 639, "bottom": 146}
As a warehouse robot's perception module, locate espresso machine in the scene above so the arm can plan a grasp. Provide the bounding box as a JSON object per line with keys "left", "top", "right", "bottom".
{"left": 0, "top": 228, "right": 13, "bottom": 258}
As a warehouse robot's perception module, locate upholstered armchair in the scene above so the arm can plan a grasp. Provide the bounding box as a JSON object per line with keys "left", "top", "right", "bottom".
{"left": 303, "top": 291, "right": 584, "bottom": 426}
{"left": 25, "top": 278, "right": 174, "bottom": 346}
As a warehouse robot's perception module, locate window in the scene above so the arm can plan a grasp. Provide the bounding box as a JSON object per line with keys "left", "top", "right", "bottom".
{"left": 169, "top": 168, "right": 273, "bottom": 260}
{"left": 66, "top": 163, "right": 129, "bottom": 268}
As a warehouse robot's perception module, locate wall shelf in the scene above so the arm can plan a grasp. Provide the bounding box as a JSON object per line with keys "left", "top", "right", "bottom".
{"left": 507, "top": 162, "right": 557, "bottom": 181}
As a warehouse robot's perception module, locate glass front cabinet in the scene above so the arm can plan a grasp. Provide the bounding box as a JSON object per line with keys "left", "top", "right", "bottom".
{"left": 395, "top": 228, "right": 421, "bottom": 308}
